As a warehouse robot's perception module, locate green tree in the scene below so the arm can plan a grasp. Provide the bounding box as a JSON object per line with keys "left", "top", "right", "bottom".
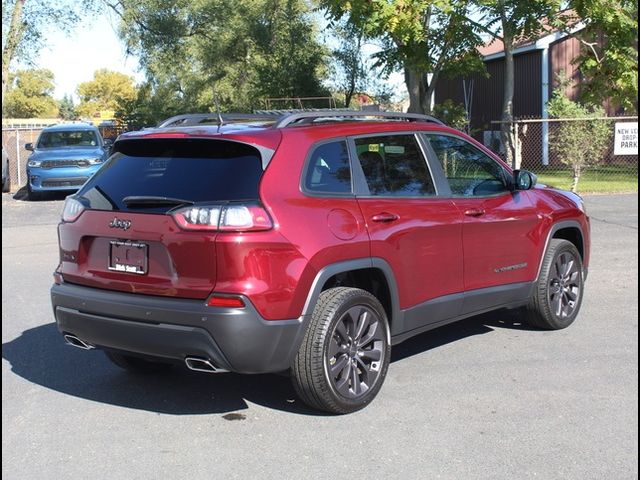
{"left": 58, "top": 94, "right": 77, "bottom": 120}
{"left": 3, "top": 68, "right": 58, "bottom": 118}
{"left": 76, "top": 69, "right": 137, "bottom": 118}
{"left": 433, "top": 99, "right": 469, "bottom": 131}
{"left": 321, "top": 0, "right": 484, "bottom": 114}
{"left": 547, "top": 88, "right": 611, "bottom": 192}
{"left": 472, "top": 0, "right": 561, "bottom": 166}
{"left": 568, "top": 0, "right": 638, "bottom": 112}
{"left": 330, "top": 21, "right": 368, "bottom": 108}
{"left": 106, "top": 0, "right": 329, "bottom": 117}
{"left": 2, "top": 0, "right": 99, "bottom": 101}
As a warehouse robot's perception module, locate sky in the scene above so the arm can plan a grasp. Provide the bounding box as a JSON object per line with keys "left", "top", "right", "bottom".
{"left": 34, "top": 10, "right": 143, "bottom": 100}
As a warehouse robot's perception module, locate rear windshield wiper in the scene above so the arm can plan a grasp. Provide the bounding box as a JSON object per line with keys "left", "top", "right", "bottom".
{"left": 122, "top": 196, "right": 195, "bottom": 208}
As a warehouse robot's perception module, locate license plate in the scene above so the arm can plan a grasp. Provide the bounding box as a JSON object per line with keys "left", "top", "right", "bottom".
{"left": 108, "top": 240, "right": 148, "bottom": 275}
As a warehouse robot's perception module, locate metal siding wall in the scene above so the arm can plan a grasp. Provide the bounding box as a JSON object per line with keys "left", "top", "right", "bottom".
{"left": 513, "top": 51, "right": 542, "bottom": 118}
{"left": 550, "top": 36, "right": 582, "bottom": 101}
{"left": 435, "top": 50, "right": 542, "bottom": 135}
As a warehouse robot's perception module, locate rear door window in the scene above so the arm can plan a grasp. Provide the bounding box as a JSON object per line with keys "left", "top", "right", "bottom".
{"left": 77, "top": 138, "right": 263, "bottom": 213}
{"left": 304, "top": 140, "right": 352, "bottom": 194}
{"left": 353, "top": 134, "right": 436, "bottom": 197}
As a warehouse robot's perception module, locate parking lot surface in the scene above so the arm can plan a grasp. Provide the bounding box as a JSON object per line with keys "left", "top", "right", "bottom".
{"left": 2, "top": 192, "right": 638, "bottom": 479}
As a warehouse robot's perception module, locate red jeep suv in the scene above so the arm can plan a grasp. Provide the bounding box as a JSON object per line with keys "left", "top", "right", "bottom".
{"left": 51, "top": 111, "right": 590, "bottom": 413}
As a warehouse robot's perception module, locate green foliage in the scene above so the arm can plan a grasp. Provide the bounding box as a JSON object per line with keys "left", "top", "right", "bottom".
{"left": 3, "top": 68, "right": 58, "bottom": 117}
{"left": 58, "top": 94, "right": 77, "bottom": 120}
{"left": 568, "top": 0, "right": 638, "bottom": 112}
{"left": 433, "top": 99, "right": 469, "bottom": 131}
{"left": 76, "top": 69, "right": 137, "bottom": 118}
{"left": 2, "top": 0, "right": 100, "bottom": 99}
{"left": 475, "top": 0, "right": 561, "bottom": 43}
{"left": 320, "top": 0, "right": 485, "bottom": 113}
{"left": 329, "top": 20, "right": 367, "bottom": 107}
{"left": 547, "top": 87, "right": 612, "bottom": 192}
{"left": 109, "top": 0, "right": 329, "bottom": 119}
{"left": 2, "top": 0, "right": 98, "bottom": 64}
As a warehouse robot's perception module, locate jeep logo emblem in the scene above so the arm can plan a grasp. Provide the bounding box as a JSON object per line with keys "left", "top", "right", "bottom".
{"left": 109, "top": 218, "right": 131, "bottom": 230}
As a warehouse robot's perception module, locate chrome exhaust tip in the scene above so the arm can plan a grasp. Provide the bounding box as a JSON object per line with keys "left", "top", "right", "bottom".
{"left": 185, "top": 356, "right": 227, "bottom": 373}
{"left": 63, "top": 334, "right": 94, "bottom": 350}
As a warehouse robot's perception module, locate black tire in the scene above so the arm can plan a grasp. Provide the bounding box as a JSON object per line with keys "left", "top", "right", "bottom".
{"left": 524, "top": 239, "right": 584, "bottom": 330}
{"left": 291, "top": 287, "right": 391, "bottom": 414}
{"left": 105, "top": 351, "right": 173, "bottom": 374}
{"left": 27, "top": 183, "right": 41, "bottom": 201}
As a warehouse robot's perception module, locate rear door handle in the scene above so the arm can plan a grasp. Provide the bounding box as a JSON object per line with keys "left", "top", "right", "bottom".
{"left": 464, "top": 208, "right": 485, "bottom": 217}
{"left": 371, "top": 212, "right": 400, "bottom": 223}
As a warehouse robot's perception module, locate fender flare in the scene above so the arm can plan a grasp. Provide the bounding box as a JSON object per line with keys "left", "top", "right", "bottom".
{"left": 536, "top": 220, "right": 586, "bottom": 281}
{"left": 300, "top": 257, "right": 402, "bottom": 325}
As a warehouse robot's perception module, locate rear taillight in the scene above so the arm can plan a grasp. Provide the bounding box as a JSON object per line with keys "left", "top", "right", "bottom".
{"left": 172, "top": 204, "right": 273, "bottom": 232}
{"left": 61, "top": 197, "right": 85, "bottom": 223}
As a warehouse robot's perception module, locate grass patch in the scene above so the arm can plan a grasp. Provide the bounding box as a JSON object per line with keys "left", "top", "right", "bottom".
{"left": 533, "top": 166, "right": 638, "bottom": 194}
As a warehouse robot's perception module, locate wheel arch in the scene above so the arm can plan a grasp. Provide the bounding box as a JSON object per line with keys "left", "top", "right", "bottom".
{"left": 301, "top": 258, "right": 401, "bottom": 328}
{"left": 536, "top": 220, "right": 586, "bottom": 281}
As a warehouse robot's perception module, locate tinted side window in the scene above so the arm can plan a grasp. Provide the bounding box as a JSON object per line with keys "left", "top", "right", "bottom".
{"left": 425, "top": 134, "right": 509, "bottom": 197}
{"left": 304, "top": 141, "right": 352, "bottom": 194}
{"left": 354, "top": 134, "right": 435, "bottom": 197}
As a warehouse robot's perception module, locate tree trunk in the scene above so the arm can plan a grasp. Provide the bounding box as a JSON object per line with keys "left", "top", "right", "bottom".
{"left": 424, "top": 70, "right": 440, "bottom": 115}
{"left": 500, "top": 29, "right": 516, "bottom": 166}
{"left": 345, "top": 74, "right": 356, "bottom": 108}
{"left": 2, "top": 0, "right": 25, "bottom": 102}
{"left": 404, "top": 65, "right": 427, "bottom": 113}
{"left": 571, "top": 165, "right": 581, "bottom": 193}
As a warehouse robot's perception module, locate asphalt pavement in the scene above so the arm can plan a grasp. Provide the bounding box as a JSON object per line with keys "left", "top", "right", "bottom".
{"left": 2, "top": 192, "right": 638, "bottom": 479}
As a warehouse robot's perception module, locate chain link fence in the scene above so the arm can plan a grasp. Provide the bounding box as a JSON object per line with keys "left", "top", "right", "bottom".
{"left": 1, "top": 127, "right": 44, "bottom": 193}
{"left": 3, "top": 117, "right": 638, "bottom": 195}
{"left": 487, "top": 117, "right": 638, "bottom": 193}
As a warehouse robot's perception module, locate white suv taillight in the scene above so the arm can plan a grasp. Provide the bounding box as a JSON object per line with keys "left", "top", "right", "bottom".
{"left": 61, "top": 197, "right": 85, "bottom": 222}
{"left": 172, "top": 204, "right": 273, "bottom": 232}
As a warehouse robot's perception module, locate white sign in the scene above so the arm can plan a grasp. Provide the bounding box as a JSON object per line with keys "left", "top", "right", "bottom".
{"left": 614, "top": 122, "right": 638, "bottom": 155}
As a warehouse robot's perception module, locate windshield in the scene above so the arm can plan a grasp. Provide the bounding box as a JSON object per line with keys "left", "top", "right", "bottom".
{"left": 76, "top": 138, "right": 264, "bottom": 213}
{"left": 37, "top": 130, "right": 99, "bottom": 148}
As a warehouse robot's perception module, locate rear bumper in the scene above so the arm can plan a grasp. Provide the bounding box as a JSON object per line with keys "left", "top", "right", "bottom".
{"left": 51, "top": 283, "right": 308, "bottom": 374}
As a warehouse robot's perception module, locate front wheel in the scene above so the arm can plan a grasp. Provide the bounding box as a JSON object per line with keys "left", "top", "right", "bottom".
{"left": 524, "top": 239, "right": 584, "bottom": 329}
{"left": 291, "top": 287, "right": 391, "bottom": 414}
{"left": 27, "top": 183, "right": 41, "bottom": 201}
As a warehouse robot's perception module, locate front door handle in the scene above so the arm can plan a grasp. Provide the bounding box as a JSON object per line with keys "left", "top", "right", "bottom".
{"left": 372, "top": 212, "right": 400, "bottom": 223}
{"left": 464, "top": 208, "right": 485, "bottom": 217}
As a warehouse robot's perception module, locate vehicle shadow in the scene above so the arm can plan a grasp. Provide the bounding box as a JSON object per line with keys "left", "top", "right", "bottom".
{"left": 12, "top": 186, "right": 70, "bottom": 201}
{"left": 2, "top": 309, "right": 539, "bottom": 417}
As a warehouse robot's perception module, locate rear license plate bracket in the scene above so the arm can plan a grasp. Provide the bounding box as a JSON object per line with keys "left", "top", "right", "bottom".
{"left": 108, "top": 240, "right": 148, "bottom": 275}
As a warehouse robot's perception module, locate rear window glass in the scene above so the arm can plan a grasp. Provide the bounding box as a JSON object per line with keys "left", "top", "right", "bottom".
{"left": 76, "top": 139, "right": 263, "bottom": 213}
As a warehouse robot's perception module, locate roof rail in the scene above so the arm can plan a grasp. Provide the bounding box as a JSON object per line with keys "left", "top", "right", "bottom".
{"left": 272, "top": 110, "right": 445, "bottom": 129}
{"left": 157, "top": 112, "right": 279, "bottom": 128}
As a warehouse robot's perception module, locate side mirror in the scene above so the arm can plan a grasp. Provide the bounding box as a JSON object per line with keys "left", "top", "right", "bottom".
{"left": 513, "top": 170, "right": 537, "bottom": 190}
{"left": 103, "top": 139, "right": 113, "bottom": 148}
{"left": 25, "top": 143, "right": 34, "bottom": 151}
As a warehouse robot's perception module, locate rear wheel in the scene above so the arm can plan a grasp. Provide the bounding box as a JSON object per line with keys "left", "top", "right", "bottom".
{"left": 524, "top": 239, "right": 584, "bottom": 329}
{"left": 291, "top": 287, "right": 391, "bottom": 414}
{"left": 105, "top": 351, "right": 173, "bottom": 374}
